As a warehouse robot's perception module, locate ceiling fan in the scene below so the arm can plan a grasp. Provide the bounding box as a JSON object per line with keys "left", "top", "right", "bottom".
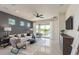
{"left": 33, "top": 11, "right": 44, "bottom": 18}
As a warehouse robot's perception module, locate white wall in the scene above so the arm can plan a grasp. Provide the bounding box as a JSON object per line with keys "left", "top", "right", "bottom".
{"left": 52, "top": 18, "right": 59, "bottom": 40}
{"left": 58, "top": 13, "right": 66, "bottom": 52}
{"left": 65, "top": 5, "right": 79, "bottom": 55}
{"left": 59, "top": 13, "right": 65, "bottom": 33}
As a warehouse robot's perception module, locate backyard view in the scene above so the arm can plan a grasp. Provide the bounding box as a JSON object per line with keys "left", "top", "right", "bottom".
{"left": 36, "top": 24, "right": 50, "bottom": 38}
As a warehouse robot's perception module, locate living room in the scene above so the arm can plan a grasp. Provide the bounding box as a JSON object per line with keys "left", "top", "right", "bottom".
{"left": 1, "top": 4, "right": 79, "bottom": 55}
{"left": 0, "top": 0, "right": 79, "bottom": 59}
{"left": 0, "top": 4, "right": 64, "bottom": 55}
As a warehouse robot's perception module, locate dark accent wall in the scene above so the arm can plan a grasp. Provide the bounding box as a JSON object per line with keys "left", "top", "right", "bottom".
{"left": 0, "top": 11, "right": 33, "bottom": 37}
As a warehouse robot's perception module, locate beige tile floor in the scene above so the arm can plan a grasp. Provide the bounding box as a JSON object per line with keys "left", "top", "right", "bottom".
{"left": 0, "top": 38, "right": 62, "bottom": 55}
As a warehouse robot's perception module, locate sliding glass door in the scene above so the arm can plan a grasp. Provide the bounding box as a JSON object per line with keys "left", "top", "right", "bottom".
{"left": 36, "top": 24, "right": 50, "bottom": 38}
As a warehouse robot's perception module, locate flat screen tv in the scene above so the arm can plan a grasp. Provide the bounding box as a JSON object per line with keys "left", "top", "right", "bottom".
{"left": 66, "top": 16, "right": 73, "bottom": 30}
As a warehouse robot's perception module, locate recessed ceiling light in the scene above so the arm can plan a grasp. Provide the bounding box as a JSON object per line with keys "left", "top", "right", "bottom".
{"left": 15, "top": 10, "right": 19, "bottom": 13}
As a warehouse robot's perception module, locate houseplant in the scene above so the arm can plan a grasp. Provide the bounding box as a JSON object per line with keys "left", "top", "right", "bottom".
{"left": 61, "top": 29, "right": 65, "bottom": 34}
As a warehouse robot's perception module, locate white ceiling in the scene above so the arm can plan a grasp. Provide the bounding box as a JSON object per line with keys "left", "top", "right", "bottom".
{"left": 0, "top": 4, "right": 69, "bottom": 21}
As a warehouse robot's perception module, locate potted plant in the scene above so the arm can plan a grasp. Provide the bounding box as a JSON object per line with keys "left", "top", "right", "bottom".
{"left": 61, "top": 29, "right": 65, "bottom": 35}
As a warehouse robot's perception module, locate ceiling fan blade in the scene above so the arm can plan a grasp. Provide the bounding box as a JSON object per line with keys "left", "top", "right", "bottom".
{"left": 39, "top": 14, "right": 43, "bottom": 16}
{"left": 33, "top": 11, "right": 39, "bottom": 17}
{"left": 39, "top": 16, "right": 44, "bottom": 18}
{"left": 33, "top": 14, "right": 37, "bottom": 16}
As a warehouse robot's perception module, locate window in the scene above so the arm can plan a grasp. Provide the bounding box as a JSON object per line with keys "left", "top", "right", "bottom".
{"left": 36, "top": 25, "right": 39, "bottom": 32}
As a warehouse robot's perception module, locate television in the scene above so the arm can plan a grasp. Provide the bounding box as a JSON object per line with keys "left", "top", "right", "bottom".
{"left": 66, "top": 16, "right": 73, "bottom": 30}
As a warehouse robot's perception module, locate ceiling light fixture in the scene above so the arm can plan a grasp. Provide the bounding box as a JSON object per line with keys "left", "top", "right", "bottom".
{"left": 15, "top": 10, "right": 19, "bottom": 13}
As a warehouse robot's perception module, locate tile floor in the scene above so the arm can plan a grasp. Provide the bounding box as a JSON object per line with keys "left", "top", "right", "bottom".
{"left": 0, "top": 38, "right": 62, "bottom": 55}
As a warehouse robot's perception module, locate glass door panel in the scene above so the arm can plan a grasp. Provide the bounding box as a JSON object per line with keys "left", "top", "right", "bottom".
{"left": 35, "top": 24, "right": 50, "bottom": 38}
{"left": 39, "top": 24, "right": 50, "bottom": 38}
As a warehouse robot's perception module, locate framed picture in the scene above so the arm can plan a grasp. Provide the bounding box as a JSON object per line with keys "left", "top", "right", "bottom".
{"left": 20, "top": 21, "right": 24, "bottom": 26}
{"left": 27, "top": 23, "right": 30, "bottom": 27}
{"left": 8, "top": 18, "right": 15, "bottom": 25}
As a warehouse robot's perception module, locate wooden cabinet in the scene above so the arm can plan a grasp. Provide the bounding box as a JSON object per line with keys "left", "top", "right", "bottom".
{"left": 61, "top": 34, "right": 74, "bottom": 55}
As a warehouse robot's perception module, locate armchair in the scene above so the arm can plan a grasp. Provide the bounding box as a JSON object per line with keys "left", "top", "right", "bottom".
{"left": 10, "top": 37, "right": 26, "bottom": 54}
